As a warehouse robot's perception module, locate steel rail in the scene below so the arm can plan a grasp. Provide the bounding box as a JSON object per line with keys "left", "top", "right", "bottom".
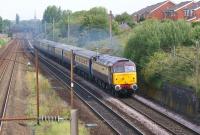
{"left": 123, "top": 97, "right": 200, "bottom": 135}
{"left": 0, "top": 42, "right": 18, "bottom": 133}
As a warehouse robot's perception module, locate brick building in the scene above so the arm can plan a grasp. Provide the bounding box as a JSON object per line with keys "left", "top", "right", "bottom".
{"left": 165, "top": 1, "right": 194, "bottom": 20}
{"left": 133, "top": 0, "right": 200, "bottom": 22}
{"left": 133, "top": 0, "right": 175, "bottom": 22}
{"left": 184, "top": 1, "right": 200, "bottom": 22}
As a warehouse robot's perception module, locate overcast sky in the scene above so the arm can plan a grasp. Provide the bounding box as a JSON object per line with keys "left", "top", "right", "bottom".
{"left": 0, "top": 0, "right": 187, "bottom": 20}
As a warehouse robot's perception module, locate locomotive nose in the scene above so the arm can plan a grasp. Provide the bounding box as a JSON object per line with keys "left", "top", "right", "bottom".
{"left": 113, "top": 72, "right": 137, "bottom": 85}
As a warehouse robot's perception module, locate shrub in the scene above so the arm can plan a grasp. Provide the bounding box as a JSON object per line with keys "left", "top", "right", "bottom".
{"left": 124, "top": 20, "right": 193, "bottom": 68}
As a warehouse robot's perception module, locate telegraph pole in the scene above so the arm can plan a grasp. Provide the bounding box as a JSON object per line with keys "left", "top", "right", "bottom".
{"left": 194, "top": 41, "right": 200, "bottom": 114}
{"left": 109, "top": 10, "right": 112, "bottom": 44}
{"left": 53, "top": 18, "right": 55, "bottom": 41}
{"left": 67, "top": 12, "right": 70, "bottom": 43}
{"left": 35, "top": 49, "right": 40, "bottom": 125}
{"left": 2, "top": 21, "right": 4, "bottom": 34}
{"left": 196, "top": 41, "right": 199, "bottom": 94}
{"left": 44, "top": 21, "right": 47, "bottom": 39}
{"left": 70, "top": 50, "right": 74, "bottom": 108}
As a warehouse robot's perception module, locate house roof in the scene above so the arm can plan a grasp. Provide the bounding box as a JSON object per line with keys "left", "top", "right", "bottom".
{"left": 185, "top": 1, "right": 200, "bottom": 10}
{"left": 133, "top": 0, "right": 170, "bottom": 16}
{"left": 166, "top": 1, "right": 193, "bottom": 12}
{"left": 119, "top": 23, "right": 130, "bottom": 30}
{"left": 187, "top": 16, "right": 197, "bottom": 22}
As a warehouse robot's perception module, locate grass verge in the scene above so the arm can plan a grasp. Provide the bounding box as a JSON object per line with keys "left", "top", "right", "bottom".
{"left": 25, "top": 69, "right": 90, "bottom": 135}
{"left": 0, "top": 38, "right": 10, "bottom": 47}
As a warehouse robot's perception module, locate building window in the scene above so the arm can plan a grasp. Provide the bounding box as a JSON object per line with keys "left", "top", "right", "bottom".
{"left": 166, "top": 11, "right": 175, "bottom": 17}
{"left": 184, "top": 10, "right": 193, "bottom": 17}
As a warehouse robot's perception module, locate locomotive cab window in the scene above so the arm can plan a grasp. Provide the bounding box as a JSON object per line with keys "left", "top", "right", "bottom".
{"left": 113, "top": 66, "right": 124, "bottom": 73}
{"left": 113, "top": 65, "right": 135, "bottom": 73}
{"left": 125, "top": 66, "right": 135, "bottom": 72}
{"left": 113, "top": 62, "right": 136, "bottom": 73}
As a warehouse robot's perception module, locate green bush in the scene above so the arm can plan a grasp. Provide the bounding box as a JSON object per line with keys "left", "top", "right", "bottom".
{"left": 124, "top": 19, "right": 200, "bottom": 93}
{"left": 143, "top": 47, "right": 199, "bottom": 93}
{"left": 192, "top": 25, "right": 200, "bottom": 40}
{"left": 0, "top": 39, "right": 7, "bottom": 47}
{"left": 124, "top": 20, "right": 193, "bottom": 68}
{"left": 124, "top": 20, "right": 161, "bottom": 66}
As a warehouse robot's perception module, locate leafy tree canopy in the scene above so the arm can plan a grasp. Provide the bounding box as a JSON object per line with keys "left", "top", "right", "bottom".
{"left": 0, "top": 17, "right": 2, "bottom": 32}
{"left": 43, "top": 6, "right": 62, "bottom": 23}
{"left": 124, "top": 20, "right": 193, "bottom": 67}
{"left": 115, "top": 12, "right": 135, "bottom": 28}
{"left": 81, "top": 7, "right": 109, "bottom": 29}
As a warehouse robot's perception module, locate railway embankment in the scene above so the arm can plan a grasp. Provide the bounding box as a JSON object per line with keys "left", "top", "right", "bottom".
{"left": 138, "top": 82, "right": 200, "bottom": 123}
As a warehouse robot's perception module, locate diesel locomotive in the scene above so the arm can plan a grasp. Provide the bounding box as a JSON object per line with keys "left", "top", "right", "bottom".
{"left": 34, "top": 39, "right": 138, "bottom": 96}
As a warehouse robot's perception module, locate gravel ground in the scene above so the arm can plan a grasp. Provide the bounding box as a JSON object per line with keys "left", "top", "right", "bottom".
{"left": 76, "top": 77, "right": 171, "bottom": 135}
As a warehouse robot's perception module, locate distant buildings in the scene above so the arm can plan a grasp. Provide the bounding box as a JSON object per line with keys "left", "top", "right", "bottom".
{"left": 133, "top": 0, "right": 200, "bottom": 22}
{"left": 184, "top": 1, "right": 200, "bottom": 22}
{"left": 165, "top": 1, "right": 194, "bottom": 20}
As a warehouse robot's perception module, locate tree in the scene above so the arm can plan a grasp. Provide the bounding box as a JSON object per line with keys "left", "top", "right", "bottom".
{"left": 16, "top": 14, "right": 20, "bottom": 24}
{"left": 57, "top": 10, "right": 72, "bottom": 37}
{"left": 160, "top": 20, "right": 192, "bottom": 49}
{"left": 81, "top": 7, "right": 109, "bottom": 29}
{"left": 70, "top": 10, "right": 87, "bottom": 24}
{"left": 115, "top": 12, "right": 135, "bottom": 28}
{"left": 43, "top": 6, "right": 62, "bottom": 23}
{"left": 112, "top": 20, "right": 120, "bottom": 34}
{"left": 124, "top": 20, "right": 161, "bottom": 66}
{"left": 0, "top": 17, "right": 2, "bottom": 33}
{"left": 2, "top": 19, "right": 11, "bottom": 33}
{"left": 124, "top": 20, "right": 193, "bottom": 68}
{"left": 143, "top": 47, "right": 198, "bottom": 91}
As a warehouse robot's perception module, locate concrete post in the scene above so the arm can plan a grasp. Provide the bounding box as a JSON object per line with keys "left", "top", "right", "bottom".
{"left": 70, "top": 109, "right": 78, "bottom": 135}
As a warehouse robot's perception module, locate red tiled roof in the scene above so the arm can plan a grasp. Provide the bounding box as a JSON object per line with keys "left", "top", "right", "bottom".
{"left": 166, "top": 1, "right": 193, "bottom": 11}
{"left": 133, "top": 0, "right": 170, "bottom": 15}
{"left": 185, "top": 1, "right": 200, "bottom": 10}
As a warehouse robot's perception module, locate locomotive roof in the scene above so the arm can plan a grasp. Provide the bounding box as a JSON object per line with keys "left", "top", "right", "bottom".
{"left": 95, "top": 54, "right": 129, "bottom": 66}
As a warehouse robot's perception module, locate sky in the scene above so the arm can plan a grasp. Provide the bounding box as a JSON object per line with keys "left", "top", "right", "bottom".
{"left": 0, "top": 0, "right": 185, "bottom": 20}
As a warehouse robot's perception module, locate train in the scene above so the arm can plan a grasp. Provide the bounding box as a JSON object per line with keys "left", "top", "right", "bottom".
{"left": 33, "top": 39, "right": 138, "bottom": 96}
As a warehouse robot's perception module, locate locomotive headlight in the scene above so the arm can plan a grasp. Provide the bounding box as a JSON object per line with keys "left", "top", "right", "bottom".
{"left": 115, "top": 85, "right": 121, "bottom": 91}
{"left": 131, "top": 84, "right": 138, "bottom": 91}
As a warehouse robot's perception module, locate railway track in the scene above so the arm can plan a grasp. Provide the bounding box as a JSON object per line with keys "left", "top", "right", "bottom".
{"left": 26, "top": 39, "right": 199, "bottom": 135}
{"left": 0, "top": 40, "right": 18, "bottom": 133}
{"left": 120, "top": 97, "right": 199, "bottom": 135}
{"left": 25, "top": 40, "right": 143, "bottom": 135}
